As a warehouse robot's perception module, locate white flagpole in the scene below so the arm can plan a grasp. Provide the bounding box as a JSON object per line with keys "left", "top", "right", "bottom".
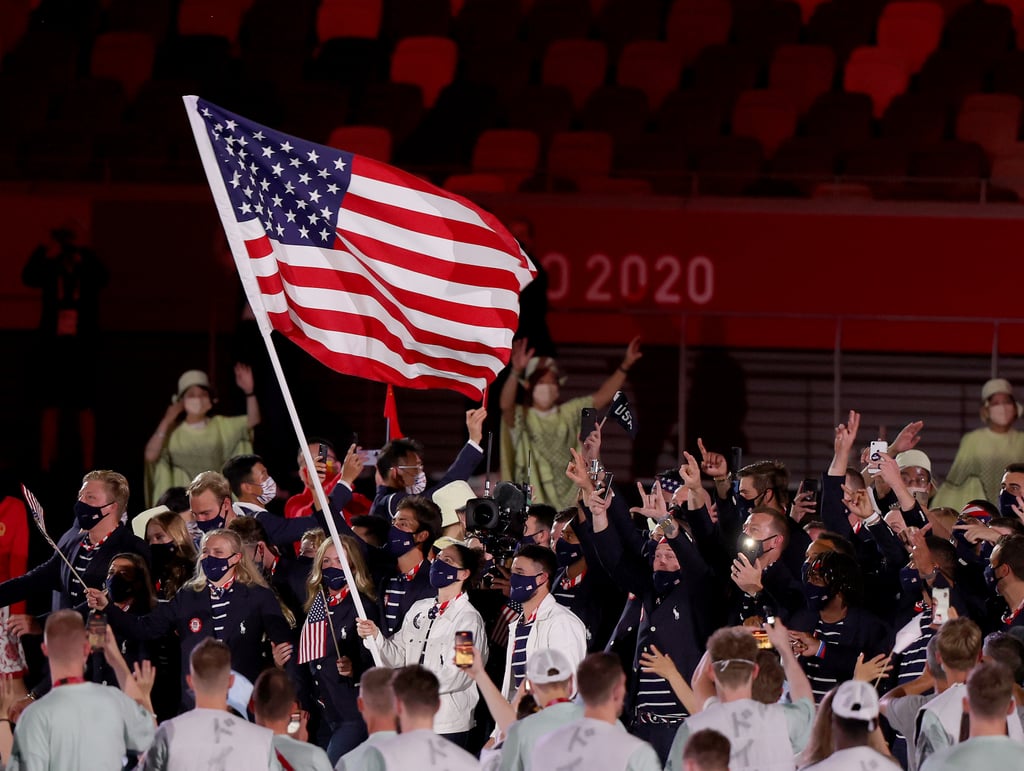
{"left": 182, "top": 96, "right": 382, "bottom": 666}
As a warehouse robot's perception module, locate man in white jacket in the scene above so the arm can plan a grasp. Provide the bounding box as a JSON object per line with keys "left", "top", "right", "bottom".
{"left": 501, "top": 545, "right": 587, "bottom": 700}
{"left": 362, "top": 666, "right": 479, "bottom": 771}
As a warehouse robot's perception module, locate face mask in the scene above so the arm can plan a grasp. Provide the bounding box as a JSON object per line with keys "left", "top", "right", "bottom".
{"left": 257, "top": 476, "right": 277, "bottom": 505}
{"left": 195, "top": 514, "right": 226, "bottom": 533}
{"left": 1000, "top": 490, "right": 1019, "bottom": 518}
{"left": 985, "top": 563, "right": 1004, "bottom": 592}
{"left": 183, "top": 396, "right": 207, "bottom": 417}
{"left": 150, "top": 542, "right": 177, "bottom": 574}
{"left": 802, "top": 581, "right": 832, "bottom": 612}
{"left": 532, "top": 383, "right": 559, "bottom": 410}
{"left": 555, "top": 539, "right": 583, "bottom": 569}
{"left": 509, "top": 572, "right": 543, "bottom": 603}
{"left": 652, "top": 569, "right": 682, "bottom": 595}
{"left": 429, "top": 559, "right": 461, "bottom": 589}
{"left": 105, "top": 573, "right": 133, "bottom": 604}
{"left": 74, "top": 500, "right": 111, "bottom": 529}
{"left": 405, "top": 471, "right": 427, "bottom": 495}
{"left": 387, "top": 525, "right": 417, "bottom": 557}
{"left": 202, "top": 554, "right": 235, "bottom": 582}
{"left": 989, "top": 403, "right": 1016, "bottom": 427}
{"left": 899, "top": 565, "right": 920, "bottom": 597}
{"left": 322, "top": 566, "right": 347, "bottom": 592}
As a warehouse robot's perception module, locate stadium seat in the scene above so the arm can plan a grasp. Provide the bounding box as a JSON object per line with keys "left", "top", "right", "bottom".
{"left": 0, "top": 0, "right": 33, "bottom": 58}
{"left": 909, "top": 140, "right": 988, "bottom": 200}
{"left": 687, "top": 45, "right": 762, "bottom": 106}
{"left": 843, "top": 46, "right": 910, "bottom": 117}
{"left": 352, "top": 82, "right": 424, "bottom": 145}
{"left": 442, "top": 173, "right": 507, "bottom": 193}
{"left": 452, "top": 0, "right": 521, "bottom": 47}
{"left": 327, "top": 125, "right": 393, "bottom": 162}
{"left": 732, "top": 1, "right": 802, "bottom": 60}
{"left": 581, "top": 86, "right": 650, "bottom": 144}
{"left": 525, "top": 0, "right": 592, "bottom": 56}
{"left": 472, "top": 129, "right": 541, "bottom": 189}
{"left": 596, "top": 0, "right": 663, "bottom": 59}
{"left": 399, "top": 82, "right": 499, "bottom": 167}
{"left": 153, "top": 35, "right": 235, "bottom": 87}
{"left": 665, "top": 0, "right": 732, "bottom": 67}
{"left": 914, "top": 49, "right": 986, "bottom": 111}
{"left": 461, "top": 41, "right": 532, "bottom": 96}
{"left": 389, "top": 36, "right": 457, "bottom": 108}
{"left": 316, "top": 0, "right": 382, "bottom": 42}
{"left": 547, "top": 131, "right": 615, "bottom": 186}
{"left": 955, "top": 93, "right": 1023, "bottom": 158}
{"left": 793, "top": 0, "right": 829, "bottom": 23}
{"left": 542, "top": 40, "right": 609, "bottom": 111}
{"left": 881, "top": 93, "right": 949, "bottom": 144}
{"left": 278, "top": 82, "right": 351, "bottom": 143}
{"left": 617, "top": 41, "right": 685, "bottom": 111}
{"left": 770, "top": 137, "right": 837, "bottom": 184}
{"left": 990, "top": 50, "right": 1024, "bottom": 100}
{"left": 945, "top": 0, "right": 1013, "bottom": 65}
{"left": 806, "top": 1, "right": 877, "bottom": 65}
{"left": 803, "top": 92, "right": 875, "bottom": 153}
{"left": 90, "top": 31, "right": 156, "bottom": 99}
{"left": 876, "top": 1, "right": 944, "bottom": 73}
{"left": 502, "top": 85, "right": 575, "bottom": 144}
{"left": 655, "top": 90, "right": 728, "bottom": 145}
{"left": 691, "top": 137, "right": 764, "bottom": 196}
{"left": 178, "top": 0, "right": 252, "bottom": 41}
{"left": 842, "top": 138, "right": 911, "bottom": 197}
{"left": 381, "top": 0, "right": 451, "bottom": 41}
{"left": 731, "top": 90, "right": 798, "bottom": 158}
{"left": 104, "top": 0, "right": 175, "bottom": 39}
{"left": 768, "top": 44, "right": 836, "bottom": 114}
{"left": 53, "top": 78, "right": 126, "bottom": 132}
{"left": 990, "top": 144, "right": 1024, "bottom": 198}
{"left": 615, "top": 133, "right": 691, "bottom": 194}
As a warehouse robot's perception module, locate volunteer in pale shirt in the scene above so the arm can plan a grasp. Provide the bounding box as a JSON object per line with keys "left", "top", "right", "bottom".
{"left": 802, "top": 680, "right": 900, "bottom": 770}
{"left": 530, "top": 652, "right": 661, "bottom": 771}
{"left": 666, "top": 622, "right": 815, "bottom": 771}
{"left": 933, "top": 377, "right": 1024, "bottom": 511}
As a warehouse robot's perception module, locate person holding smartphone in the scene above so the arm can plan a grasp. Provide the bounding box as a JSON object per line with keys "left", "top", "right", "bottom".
{"left": 356, "top": 543, "right": 488, "bottom": 750}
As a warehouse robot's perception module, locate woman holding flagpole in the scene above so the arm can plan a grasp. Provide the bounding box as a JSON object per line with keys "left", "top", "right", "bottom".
{"left": 356, "top": 542, "right": 488, "bottom": 749}
{"left": 294, "top": 535, "right": 378, "bottom": 765}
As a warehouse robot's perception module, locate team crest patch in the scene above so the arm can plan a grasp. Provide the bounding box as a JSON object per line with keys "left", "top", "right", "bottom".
{"left": 188, "top": 617, "right": 202, "bottom": 633}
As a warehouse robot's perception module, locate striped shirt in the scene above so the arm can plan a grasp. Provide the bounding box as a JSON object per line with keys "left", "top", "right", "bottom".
{"left": 382, "top": 562, "right": 423, "bottom": 637}
{"left": 209, "top": 580, "right": 236, "bottom": 639}
{"left": 69, "top": 546, "right": 96, "bottom": 606}
{"left": 802, "top": 618, "right": 848, "bottom": 702}
{"left": 510, "top": 615, "right": 534, "bottom": 693}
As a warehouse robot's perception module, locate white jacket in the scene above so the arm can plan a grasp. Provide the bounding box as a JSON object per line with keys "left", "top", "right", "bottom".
{"left": 501, "top": 593, "right": 587, "bottom": 699}
{"left": 373, "top": 592, "right": 488, "bottom": 734}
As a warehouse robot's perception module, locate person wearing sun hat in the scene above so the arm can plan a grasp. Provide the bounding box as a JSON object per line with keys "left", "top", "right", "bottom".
{"left": 933, "top": 377, "right": 1024, "bottom": 513}
{"left": 144, "top": 366, "right": 261, "bottom": 506}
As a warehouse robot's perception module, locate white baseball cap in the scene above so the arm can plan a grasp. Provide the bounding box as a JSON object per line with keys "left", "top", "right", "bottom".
{"left": 832, "top": 680, "right": 879, "bottom": 724}
{"left": 526, "top": 648, "right": 574, "bottom": 685}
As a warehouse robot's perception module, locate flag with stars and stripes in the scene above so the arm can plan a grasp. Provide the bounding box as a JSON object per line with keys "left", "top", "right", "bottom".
{"left": 184, "top": 96, "right": 536, "bottom": 399}
{"left": 298, "top": 590, "right": 328, "bottom": 665}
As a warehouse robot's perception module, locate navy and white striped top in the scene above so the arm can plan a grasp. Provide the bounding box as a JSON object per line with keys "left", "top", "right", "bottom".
{"left": 510, "top": 615, "right": 534, "bottom": 693}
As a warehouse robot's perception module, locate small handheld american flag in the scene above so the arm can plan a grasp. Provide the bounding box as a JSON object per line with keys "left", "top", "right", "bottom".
{"left": 21, "top": 484, "right": 88, "bottom": 589}
{"left": 298, "top": 591, "right": 328, "bottom": 664}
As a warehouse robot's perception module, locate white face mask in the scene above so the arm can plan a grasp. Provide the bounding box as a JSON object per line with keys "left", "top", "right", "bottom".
{"left": 183, "top": 396, "right": 207, "bottom": 417}
{"left": 406, "top": 471, "right": 427, "bottom": 495}
{"left": 257, "top": 476, "right": 277, "bottom": 505}
{"left": 989, "top": 403, "right": 1016, "bottom": 428}
{"left": 532, "top": 383, "right": 559, "bottom": 410}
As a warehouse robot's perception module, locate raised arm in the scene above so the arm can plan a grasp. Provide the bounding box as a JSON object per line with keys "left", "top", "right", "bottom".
{"left": 590, "top": 337, "right": 642, "bottom": 410}
{"left": 234, "top": 363, "right": 260, "bottom": 429}
{"left": 764, "top": 618, "right": 814, "bottom": 703}
{"left": 144, "top": 401, "right": 183, "bottom": 463}
{"left": 500, "top": 339, "right": 533, "bottom": 426}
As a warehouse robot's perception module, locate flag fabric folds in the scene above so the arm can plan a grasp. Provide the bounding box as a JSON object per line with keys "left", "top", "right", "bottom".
{"left": 609, "top": 390, "right": 638, "bottom": 438}
{"left": 298, "top": 590, "right": 328, "bottom": 665}
{"left": 183, "top": 96, "right": 536, "bottom": 399}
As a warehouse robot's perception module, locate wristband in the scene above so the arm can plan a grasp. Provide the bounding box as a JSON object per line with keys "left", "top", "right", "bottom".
{"left": 815, "top": 640, "right": 826, "bottom": 658}
{"left": 714, "top": 475, "right": 730, "bottom": 483}
{"left": 864, "top": 512, "right": 881, "bottom": 526}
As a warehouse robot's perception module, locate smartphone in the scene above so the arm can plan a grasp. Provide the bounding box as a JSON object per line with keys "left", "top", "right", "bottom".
{"left": 580, "top": 408, "right": 597, "bottom": 441}
{"left": 87, "top": 610, "right": 106, "bottom": 651}
{"left": 287, "top": 711, "right": 301, "bottom": 735}
{"left": 318, "top": 443, "right": 328, "bottom": 464}
{"left": 752, "top": 629, "right": 773, "bottom": 649}
{"left": 358, "top": 449, "right": 381, "bottom": 467}
{"left": 739, "top": 535, "right": 763, "bottom": 563}
{"left": 932, "top": 587, "right": 950, "bottom": 624}
{"left": 455, "top": 630, "right": 474, "bottom": 668}
{"left": 868, "top": 440, "right": 888, "bottom": 475}
{"left": 802, "top": 478, "right": 820, "bottom": 500}
{"left": 600, "top": 473, "right": 615, "bottom": 500}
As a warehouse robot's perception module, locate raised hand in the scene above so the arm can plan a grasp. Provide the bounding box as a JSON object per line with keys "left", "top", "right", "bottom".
{"left": 511, "top": 338, "right": 534, "bottom": 373}
{"left": 853, "top": 652, "right": 892, "bottom": 683}
{"left": 696, "top": 438, "right": 728, "bottom": 479}
{"left": 622, "top": 337, "right": 643, "bottom": 371}
{"left": 834, "top": 410, "right": 861, "bottom": 456}
{"left": 234, "top": 362, "right": 254, "bottom": 394}
{"left": 340, "top": 442, "right": 364, "bottom": 485}
{"left": 565, "top": 447, "right": 595, "bottom": 494}
{"left": 891, "top": 420, "right": 925, "bottom": 454}
{"left": 629, "top": 481, "right": 669, "bottom": 521}
{"left": 678, "top": 452, "right": 702, "bottom": 491}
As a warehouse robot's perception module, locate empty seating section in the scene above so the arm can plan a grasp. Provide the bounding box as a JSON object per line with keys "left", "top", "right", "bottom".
{"left": 3, "top": 0, "right": 1023, "bottom": 198}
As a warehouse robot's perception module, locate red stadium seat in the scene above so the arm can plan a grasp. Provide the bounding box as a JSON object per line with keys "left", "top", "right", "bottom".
{"left": 547, "top": 130, "right": 614, "bottom": 183}
{"left": 769, "top": 44, "right": 836, "bottom": 114}
{"left": 596, "top": 0, "right": 663, "bottom": 59}
{"left": 794, "top": 0, "right": 829, "bottom": 23}
{"left": 666, "top": 0, "right": 732, "bottom": 67}
{"left": 317, "top": 0, "right": 382, "bottom": 42}
{"left": 472, "top": 129, "right": 542, "bottom": 189}
{"left": 178, "top": 0, "right": 252, "bottom": 41}
{"left": 616, "top": 42, "right": 684, "bottom": 112}
{"left": 881, "top": 93, "right": 949, "bottom": 144}
{"left": 327, "top": 125, "right": 393, "bottom": 162}
{"left": 876, "top": 1, "right": 944, "bottom": 73}
{"left": 442, "top": 172, "right": 508, "bottom": 193}
{"left": 580, "top": 86, "right": 650, "bottom": 144}
{"left": 844, "top": 46, "right": 911, "bottom": 118}
{"left": 804, "top": 92, "right": 875, "bottom": 153}
{"left": 955, "top": 93, "right": 1023, "bottom": 158}
{"left": 731, "top": 90, "right": 798, "bottom": 158}
{"left": 691, "top": 137, "right": 764, "bottom": 196}
{"left": 502, "top": 85, "right": 575, "bottom": 144}
{"left": 732, "top": 1, "right": 802, "bottom": 60}
{"left": 90, "top": 31, "right": 156, "bottom": 99}
{"left": 525, "top": 0, "right": 592, "bottom": 55}
{"left": 990, "top": 144, "right": 1024, "bottom": 198}
{"left": 541, "top": 39, "right": 609, "bottom": 110}
{"left": 390, "top": 36, "right": 458, "bottom": 108}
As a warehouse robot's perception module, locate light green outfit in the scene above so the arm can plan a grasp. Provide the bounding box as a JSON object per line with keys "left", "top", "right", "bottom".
{"left": 531, "top": 717, "right": 660, "bottom": 771}
{"left": 335, "top": 730, "right": 397, "bottom": 771}
{"left": 500, "top": 701, "right": 583, "bottom": 771}
{"left": 7, "top": 682, "right": 155, "bottom": 771}
{"left": 666, "top": 697, "right": 815, "bottom": 771}
{"left": 932, "top": 427, "right": 1024, "bottom": 512}
{"left": 273, "top": 734, "right": 333, "bottom": 771}
{"left": 501, "top": 396, "right": 593, "bottom": 510}
{"left": 921, "top": 735, "right": 1024, "bottom": 770}
{"left": 146, "top": 414, "right": 252, "bottom": 505}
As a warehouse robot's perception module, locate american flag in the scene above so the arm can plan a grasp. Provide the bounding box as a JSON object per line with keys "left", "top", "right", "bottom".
{"left": 298, "top": 590, "right": 328, "bottom": 665}
{"left": 184, "top": 96, "right": 536, "bottom": 399}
